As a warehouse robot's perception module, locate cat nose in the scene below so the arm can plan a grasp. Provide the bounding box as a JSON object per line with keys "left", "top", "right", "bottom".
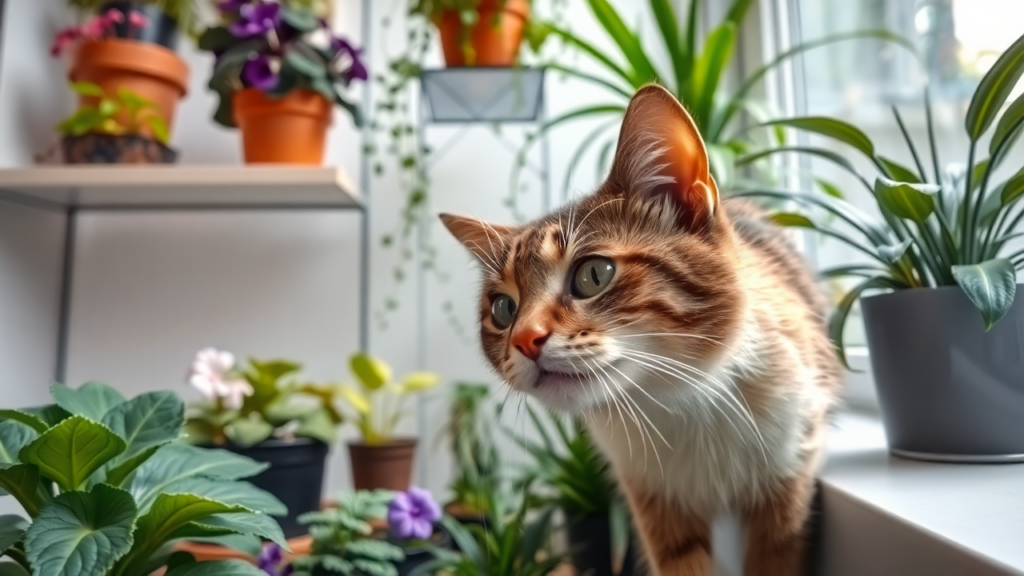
{"left": 512, "top": 326, "right": 551, "bottom": 361}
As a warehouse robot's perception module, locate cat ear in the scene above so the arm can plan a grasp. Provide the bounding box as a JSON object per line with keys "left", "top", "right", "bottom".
{"left": 439, "top": 213, "right": 512, "bottom": 264}
{"left": 608, "top": 84, "right": 718, "bottom": 231}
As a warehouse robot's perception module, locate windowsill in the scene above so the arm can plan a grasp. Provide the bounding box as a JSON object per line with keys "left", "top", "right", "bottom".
{"left": 816, "top": 412, "right": 1024, "bottom": 575}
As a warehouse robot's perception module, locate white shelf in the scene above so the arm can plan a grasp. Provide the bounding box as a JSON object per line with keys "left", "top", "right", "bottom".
{"left": 0, "top": 165, "right": 362, "bottom": 210}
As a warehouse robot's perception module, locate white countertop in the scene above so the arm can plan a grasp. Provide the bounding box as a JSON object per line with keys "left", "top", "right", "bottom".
{"left": 820, "top": 413, "right": 1024, "bottom": 575}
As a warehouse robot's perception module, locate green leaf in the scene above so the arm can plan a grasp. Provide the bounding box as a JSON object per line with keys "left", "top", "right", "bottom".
{"left": 0, "top": 411, "right": 48, "bottom": 435}
{"left": 174, "top": 512, "right": 286, "bottom": 548}
{"left": 0, "top": 422, "right": 37, "bottom": 464}
{"left": 23, "top": 484, "right": 136, "bottom": 576}
{"left": 284, "top": 49, "right": 325, "bottom": 79}
{"left": 19, "top": 416, "right": 126, "bottom": 492}
{"left": 877, "top": 155, "right": 921, "bottom": 183}
{"left": 829, "top": 276, "right": 893, "bottom": 369}
{"left": 768, "top": 212, "right": 816, "bottom": 228}
{"left": 952, "top": 259, "right": 1017, "bottom": 330}
{"left": 50, "top": 382, "right": 126, "bottom": 422}
{"left": 762, "top": 117, "right": 875, "bottom": 158}
{"left": 279, "top": 4, "right": 319, "bottom": 32}
{"left": 585, "top": 0, "right": 657, "bottom": 85}
{"left": 103, "top": 444, "right": 164, "bottom": 488}
{"left": 691, "top": 24, "right": 737, "bottom": 128}
{"left": 197, "top": 26, "right": 234, "bottom": 51}
{"left": 102, "top": 391, "right": 183, "bottom": 465}
{"left": 294, "top": 409, "right": 336, "bottom": 445}
{"left": 129, "top": 444, "right": 268, "bottom": 512}
{"left": 350, "top": 353, "right": 391, "bottom": 391}
{"left": 816, "top": 179, "right": 845, "bottom": 199}
{"left": 878, "top": 239, "right": 912, "bottom": 264}
{"left": 156, "top": 477, "right": 287, "bottom": 517}
{"left": 648, "top": 0, "right": 684, "bottom": 93}
{"left": 1000, "top": 166, "right": 1024, "bottom": 206}
{"left": 875, "top": 178, "right": 938, "bottom": 223}
{"left": 0, "top": 515, "right": 28, "bottom": 553}
{"left": 0, "top": 563, "right": 29, "bottom": 575}
{"left": 965, "top": 33, "right": 1024, "bottom": 140}
{"left": 223, "top": 416, "right": 273, "bottom": 449}
{"left": 989, "top": 91, "right": 1024, "bottom": 163}
{"left": 165, "top": 560, "right": 267, "bottom": 576}
{"left": 23, "top": 405, "right": 71, "bottom": 428}
{"left": 0, "top": 465, "right": 44, "bottom": 516}
{"left": 70, "top": 82, "right": 104, "bottom": 97}
{"left": 97, "top": 99, "right": 119, "bottom": 117}
{"left": 145, "top": 116, "right": 170, "bottom": 145}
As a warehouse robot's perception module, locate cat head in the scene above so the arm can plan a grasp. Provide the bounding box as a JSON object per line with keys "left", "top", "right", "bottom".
{"left": 441, "top": 85, "right": 745, "bottom": 413}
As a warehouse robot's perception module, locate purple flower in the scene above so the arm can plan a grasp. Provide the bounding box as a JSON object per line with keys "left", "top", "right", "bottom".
{"left": 331, "top": 36, "right": 368, "bottom": 84}
{"left": 388, "top": 487, "right": 441, "bottom": 540}
{"left": 243, "top": 55, "right": 280, "bottom": 91}
{"left": 230, "top": 1, "right": 280, "bottom": 38}
{"left": 257, "top": 543, "right": 293, "bottom": 576}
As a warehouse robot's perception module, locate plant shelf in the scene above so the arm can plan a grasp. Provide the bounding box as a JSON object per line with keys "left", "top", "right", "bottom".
{"left": 0, "top": 165, "right": 362, "bottom": 210}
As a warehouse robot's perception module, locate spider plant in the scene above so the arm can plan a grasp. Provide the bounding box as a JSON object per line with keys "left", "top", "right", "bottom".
{"left": 737, "top": 31, "right": 1024, "bottom": 367}
{"left": 445, "top": 383, "right": 499, "bottom": 516}
{"left": 515, "top": 0, "right": 911, "bottom": 194}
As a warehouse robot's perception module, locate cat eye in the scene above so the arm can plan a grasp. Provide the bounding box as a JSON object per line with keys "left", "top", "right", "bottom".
{"left": 491, "top": 294, "right": 517, "bottom": 329}
{"left": 572, "top": 257, "right": 616, "bottom": 299}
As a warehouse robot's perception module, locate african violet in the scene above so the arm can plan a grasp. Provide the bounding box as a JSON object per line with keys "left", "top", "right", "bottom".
{"left": 184, "top": 347, "right": 345, "bottom": 448}
{"left": 197, "top": 0, "right": 367, "bottom": 128}
{"left": 0, "top": 381, "right": 287, "bottom": 576}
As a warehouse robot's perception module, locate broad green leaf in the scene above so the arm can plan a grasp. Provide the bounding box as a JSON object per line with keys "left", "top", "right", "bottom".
{"left": 0, "top": 422, "right": 36, "bottom": 464}
{"left": 102, "top": 391, "right": 183, "bottom": 464}
{"left": 0, "top": 465, "right": 44, "bottom": 516}
{"left": 875, "top": 178, "right": 938, "bottom": 223}
{"left": 0, "top": 563, "right": 29, "bottom": 575}
{"left": 0, "top": 411, "right": 48, "bottom": 435}
{"left": 283, "top": 49, "right": 325, "bottom": 79}
{"left": 157, "top": 477, "right": 286, "bottom": 517}
{"left": 762, "top": 117, "right": 875, "bottom": 158}
{"left": 70, "top": 82, "right": 104, "bottom": 97}
{"left": 23, "top": 484, "right": 136, "bottom": 576}
{"left": 103, "top": 444, "right": 165, "bottom": 488}
{"left": 965, "top": 33, "right": 1024, "bottom": 140}
{"left": 22, "top": 405, "right": 71, "bottom": 428}
{"left": 183, "top": 533, "right": 261, "bottom": 556}
{"left": 829, "top": 276, "right": 893, "bottom": 369}
{"left": 165, "top": 559, "right": 267, "bottom": 576}
{"left": 0, "top": 515, "right": 28, "bottom": 553}
{"left": 171, "top": 512, "right": 286, "bottom": 548}
{"left": 294, "top": 409, "right": 336, "bottom": 445}
{"left": 952, "top": 259, "right": 1017, "bottom": 330}
{"left": 223, "top": 416, "right": 273, "bottom": 448}
{"left": 279, "top": 4, "right": 318, "bottom": 31}
{"left": 350, "top": 354, "right": 391, "bottom": 391}
{"left": 878, "top": 155, "right": 921, "bottom": 183}
{"left": 768, "top": 212, "right": 816, "bottom": 228}
{"left": 398, "top": 372, "right": 439, "bottom": 393}
{"left": 19, "top": 416, "right": 125, "bottom": 492}
{"left": 989, "top": 91, "right": 1024, "bottom": 162}
{"left": 129, "top": 444, "right": 268, "bottom": 512}
{"left": 1000, "top": 166, "right": 1024, "bottom": 205}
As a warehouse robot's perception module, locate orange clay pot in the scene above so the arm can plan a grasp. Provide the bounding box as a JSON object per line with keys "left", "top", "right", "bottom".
{"left": 233, "top": 88, "right": 333, "bottom": 164}
{"left": 172, "top": 534, "right": 312, "bottom": 564}
{"left": 435, "top": 0, "right": 529, "bottom": 67}
{"left": 69, "top": 38, "right": 188, "bottom": 139}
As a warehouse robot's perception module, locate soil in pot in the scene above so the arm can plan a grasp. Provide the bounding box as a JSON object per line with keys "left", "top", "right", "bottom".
{"left": 566, "top": 512, "right": 645, "bottom": 576}
{"left": 862, "top": 285, "right": 1024, "bottom": 462}
{"left": 435, "top": 0, "right": 529, "bottom": 67}
{"left": 218, "top": 438, "right": 330, "bottom": 538}
{"left": 70, "top": 38, "right": 189, "bottom": 137}
{"left": 62, "top": 134, "right": 176, "bottom": 164}
{"left": 233, "top": 88, "right": 332, "bottom": 165}
{"left": 100, "top": 1, "right": 179, "bottom": 49}
{"left": 347, "top": 439, "right": 417, "bottom": 491}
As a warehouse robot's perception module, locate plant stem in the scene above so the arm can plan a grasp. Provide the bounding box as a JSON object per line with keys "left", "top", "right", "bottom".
{"left": 891, "top": 105, "right": 928, "bottom": 183}
{"left": 962, "top": 140, "right": 977, "bottom": 260}
{"left": 924, "top": 87, "right": 943, "bottom": 186}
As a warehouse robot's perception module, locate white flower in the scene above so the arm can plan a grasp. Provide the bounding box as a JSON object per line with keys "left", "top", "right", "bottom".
{"left": 187, "top": 347, "right": 253, "bottom": 410}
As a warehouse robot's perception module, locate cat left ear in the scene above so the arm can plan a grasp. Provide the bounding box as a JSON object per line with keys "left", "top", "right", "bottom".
{"left": 608, "top": 84, "right": 718, "bottom": 231}
{"left": 439, "top": 213, "right": 512, "bottom": 265}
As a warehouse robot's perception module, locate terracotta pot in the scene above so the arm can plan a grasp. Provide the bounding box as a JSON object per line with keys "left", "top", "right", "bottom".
{"left": 70, "top": 38, "right": 188, "bottom": 139}
{"left": 347, "top": 439, "right": 417, "bottom": 491}
{"left": 434, "top": 0, "right": 530, "bottom": 67}
{"left": 62, "top": 134, "right": 176, "bottom": 164}
{"left": 173, "top": 534, "right": 312, "bottom": 564}
{"left": 233, "top": 88, "right": 333, "bottom": 164}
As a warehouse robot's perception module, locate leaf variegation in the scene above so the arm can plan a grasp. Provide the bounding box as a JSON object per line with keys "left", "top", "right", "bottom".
{"left": 952, "top": 259, "right": 1017, "bottom": 330}
{"left": 19, "top": 416, "right": 125, "bottom": 492}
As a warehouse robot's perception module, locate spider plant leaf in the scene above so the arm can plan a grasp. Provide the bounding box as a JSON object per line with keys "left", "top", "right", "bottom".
{"left": 952, "top": 259, "right": 1017, "bottom": 330}
{"left": 877, "top": 155, "right": 921, "bottom": 184}
{"left": 875, "top": 178, "right": 938, "bottom": 223}
{"left": 724, "top": 0, "right": 755, "bottom": 26}
{"left": 546, "top": 64, "right": 633, "bottom": 98}
{"left": 691, "top": 24, "right": 737, "bottom": 130}
{"left": 681, "top": 0, "right": 699, "bottom": 94}
{"left": 829, "top": 276, "right": 893, "bottom": 369}
{"left": 768, "top": 212, "right": 816, "bottom": 229}
{"left": 586, "top": 0, "right": 658, "bottom": 85}
{"left": 1000, "top": 166, "right": 1024, "bottom": 206}
{"left": 878, "top": 239, "right": 912, "bottom": 264}
{"left": 733, "top": 188, "right": 887, "bottom": 246}
{"left": 819, "top": 265, "right": 891, "bottom": 280}
{"left": 649, "top": 0, "right": 685, "bottom": 92}
{"left": 762, "top": 117, "right": 875, "bottom": 158}
{"left": 966, "top": 33, "right": 1024, "bottom": 141}
{"left": 546, "top": 24, "right": 635, "bottom": 87}
{"left": 816, "top": 179, "right": 845, "bottom": 199}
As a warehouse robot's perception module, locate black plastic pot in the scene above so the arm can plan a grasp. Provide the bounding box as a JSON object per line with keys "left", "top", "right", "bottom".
{"left": 62, "top": 134, "right": 177, "bottom": 164}
{"left": 566, "top": 512, "right": 645, "bottom": 576}
{"left": 100, "top": 1, "right": 179, "bottom": 50}
{"left": 220, "top": 438, "right": 329, "bottom": 538}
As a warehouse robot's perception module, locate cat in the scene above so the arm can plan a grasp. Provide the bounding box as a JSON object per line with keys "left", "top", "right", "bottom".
{"left": 441, "top": 84, "right": 841, "bottom": 576}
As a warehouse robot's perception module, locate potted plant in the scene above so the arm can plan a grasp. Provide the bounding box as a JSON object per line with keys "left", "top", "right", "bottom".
{"left": 197, "top": 0, "right": 366, "bottom": 165}
{"left": 740, "top": 31, "right": 1024, "bottom": 462}
{"left": 410, "top": 0, "right": 536, "bottom": 67}
{"left": 184, "top": 347, "right": 347, "bottom": 538}
{"left": 513, "top": 405, "right": 637, "bottom": 576}
{"left": 53, "top": 4, "right": 189, "bottom": 144}
{"left": 0, "top": 380, "right": 286, "bottom": 576}
{"left": 338, "top": 353, "right": 438, "bottom": 491}
{"left": 442, "top": 383, "right": 498, "bottom": 528}
{"left": 57, "top": 81, "right": 175, "bottom": 163}
{"left": 292, "top": 489, "right": 403, "bottom": 576}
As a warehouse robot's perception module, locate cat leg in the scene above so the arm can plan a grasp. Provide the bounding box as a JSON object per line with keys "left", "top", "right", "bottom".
{"left": 623, "top": 480, "right": 713, "bottom": 576}
{"left": 742, "top": 472, "right": 815, "bottom": 576}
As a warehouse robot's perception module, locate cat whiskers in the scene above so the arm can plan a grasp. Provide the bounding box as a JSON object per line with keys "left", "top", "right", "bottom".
{"left": 568, "top": 198, "right": 623, "bottom": 249}
{"left": 579, "top": 357, "right": 634, "bottom": 458}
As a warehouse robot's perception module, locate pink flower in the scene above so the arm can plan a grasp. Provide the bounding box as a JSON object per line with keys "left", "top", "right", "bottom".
{"left": 102, "top": 9, "right": 125, "bottom": 25}
{"left": 128, "top": 11, "right": 149, "bottom": 28}
{"left": 187, "top": 347, "right": 254, "bottom": 410}
{"left": 50, "top": 28, "right": 81, "bottom": 57}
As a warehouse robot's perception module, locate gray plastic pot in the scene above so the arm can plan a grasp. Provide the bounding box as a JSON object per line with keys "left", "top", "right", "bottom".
{"left": 862, "top": 285, "right": 1024, "bottom": 463}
